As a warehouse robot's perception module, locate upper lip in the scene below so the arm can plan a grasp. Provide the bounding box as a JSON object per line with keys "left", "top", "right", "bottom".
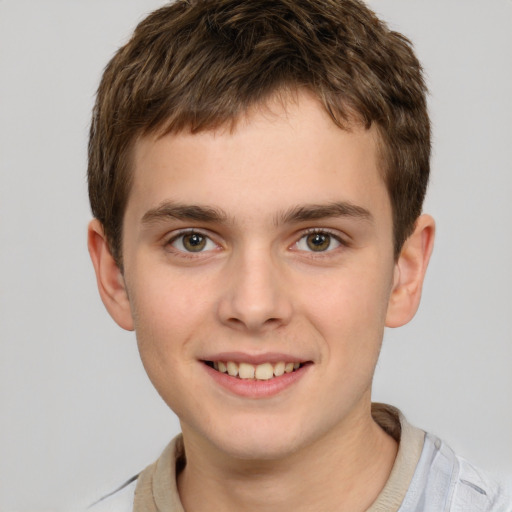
{"left": 201, "top": 352, "right": 309, "bottom": 365}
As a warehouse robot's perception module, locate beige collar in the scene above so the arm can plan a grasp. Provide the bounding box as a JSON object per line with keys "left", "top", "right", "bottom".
{"left": 134, "top": 404, "right": 425, "bottom": 512}
{"left": 367, "top": 404, "right": 425, "bottom": 512}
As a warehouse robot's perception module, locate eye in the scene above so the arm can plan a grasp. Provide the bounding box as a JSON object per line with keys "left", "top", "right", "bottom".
{"left": 169, "top": 231, "right": 217, "bottom": 253}
{"left": 295, "top": 231, "right": 342, "bottom": 252}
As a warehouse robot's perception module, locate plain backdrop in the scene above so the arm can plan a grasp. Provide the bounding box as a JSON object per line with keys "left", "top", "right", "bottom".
{"left": 1, "top": 1, "right": 511, "bottom": 510}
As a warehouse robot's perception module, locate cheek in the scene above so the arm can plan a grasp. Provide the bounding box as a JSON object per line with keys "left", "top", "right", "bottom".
{"left": 128, "top": 270, "right": 212, "bottom": 379}
{"left": 130, "top": 261, "right": 213, "bottom": 327}
{"left": 131, "top": 289, "right": 203, "bottom": 415}
{"left": 299, "top": 263, "right": 393, "bottom": 367}
{"left": 307, "top": 265, "right": 391, "bottom": 328}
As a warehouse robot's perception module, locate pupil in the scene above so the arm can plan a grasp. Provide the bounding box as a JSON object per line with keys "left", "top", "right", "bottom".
{"left": 307, "top": 233, "right": 330, "bottom": 251}
{"left": 184, "top": 233, "right": 206, "bottom": 251}
{"left": 189, "top": 234, "right": 202, "bottom": 245}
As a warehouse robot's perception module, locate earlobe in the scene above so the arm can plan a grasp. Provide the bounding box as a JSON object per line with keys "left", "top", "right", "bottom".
{"left": 87, "top": 219, "right": 134, "bottom": 331}
{"left": 385, "top": 214, "right": 435, "bottom": 328}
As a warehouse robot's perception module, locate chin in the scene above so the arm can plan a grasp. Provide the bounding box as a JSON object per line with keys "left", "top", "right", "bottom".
{"left": 217, "top": 435, "right": 302, "bottom": 461}
{"left": 200, "top": 416, "right": 312, "bottom": 461}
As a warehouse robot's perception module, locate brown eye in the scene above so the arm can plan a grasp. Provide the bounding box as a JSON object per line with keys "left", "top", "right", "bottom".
{"left": 170, "top": 231, "right": 216, "bottom": 253}
{"left": 296, "top": 231, "right": 341, "bottom": 253}
{"left": 182, "top": 233, "right": 206, "bottom": 252}
{"left": 306, "top": 233, "right": 331, "bottom": 251}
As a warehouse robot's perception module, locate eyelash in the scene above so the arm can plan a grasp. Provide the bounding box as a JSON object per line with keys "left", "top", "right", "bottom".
{"left": 294, "top": 228, "right": 347, "bottom": 254}
{"left": 164, "top": 228, "right": 348, "bottom": 257}
{"left": 165, "top": 229, "right": 220, "bottom": 258}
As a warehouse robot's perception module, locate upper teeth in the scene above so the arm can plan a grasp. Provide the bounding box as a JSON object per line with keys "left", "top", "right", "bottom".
{"left": 213, "top": 361, "right": 301, "bottom": 380}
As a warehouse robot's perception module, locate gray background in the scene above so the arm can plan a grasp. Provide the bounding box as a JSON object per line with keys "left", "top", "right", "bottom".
{"left": 1, "top": 1, "right": 511, "bottom": 510}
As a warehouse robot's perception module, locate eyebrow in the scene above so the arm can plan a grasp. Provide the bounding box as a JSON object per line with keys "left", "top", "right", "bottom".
{"left": 141, "top": 202, "right": 229, "bottom": 225}
{"left": 141, "top": 200, "right": 372, "bottom": 227}
{"left": 277, "top": 202, "right": 373, "bottom": 225}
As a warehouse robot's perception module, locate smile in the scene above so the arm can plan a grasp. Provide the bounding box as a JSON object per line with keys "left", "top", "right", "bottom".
{"left": 204, "top": 360, "right": 305, "bottom": 380}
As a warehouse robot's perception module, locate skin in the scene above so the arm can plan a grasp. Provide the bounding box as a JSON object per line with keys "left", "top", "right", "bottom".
{"left": 89, "top": 91, "right": 435, "bottom": 511}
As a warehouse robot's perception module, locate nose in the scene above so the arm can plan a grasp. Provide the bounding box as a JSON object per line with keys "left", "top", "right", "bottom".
{"left": 216, "top": 247, "right": 293, "bottom": 333}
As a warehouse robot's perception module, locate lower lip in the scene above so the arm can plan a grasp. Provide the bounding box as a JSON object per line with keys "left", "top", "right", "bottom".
{"left": 203, "top": 363, "right": 311, "bottom": 398}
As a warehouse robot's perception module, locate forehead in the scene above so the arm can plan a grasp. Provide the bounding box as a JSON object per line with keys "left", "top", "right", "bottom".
{"left": 127, "top": 92, "right": 390, "bottom": 228}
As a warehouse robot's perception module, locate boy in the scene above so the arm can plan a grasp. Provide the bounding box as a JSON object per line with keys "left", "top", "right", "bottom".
{"left": 87, "top": 0, "right": 510, "bottom": 510}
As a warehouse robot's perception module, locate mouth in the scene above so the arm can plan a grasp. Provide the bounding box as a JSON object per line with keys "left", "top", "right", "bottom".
{"left": 203, "top": 360, "right": 309, "bottom": 381}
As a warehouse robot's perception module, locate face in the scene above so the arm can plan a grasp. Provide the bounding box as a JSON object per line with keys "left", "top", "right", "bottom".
{"left": 120, "top": 93, "right": 398, "bottom": 460}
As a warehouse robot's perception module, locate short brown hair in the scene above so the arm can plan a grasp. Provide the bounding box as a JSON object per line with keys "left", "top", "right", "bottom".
{"left": 88, "top": 0, "right": 430, "bottom": 267}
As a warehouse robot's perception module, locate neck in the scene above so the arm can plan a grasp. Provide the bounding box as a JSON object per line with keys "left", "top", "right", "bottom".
{"left": 177, "top": 402, "right": 398, "bottom": 512}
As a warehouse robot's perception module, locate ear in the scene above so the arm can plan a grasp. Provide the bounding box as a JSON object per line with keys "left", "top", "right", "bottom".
{"left": 385, "top": 214, "right": 435, "bottom": 328}
{"left": 87, "top": 219, "right": 134, "bottom": 331}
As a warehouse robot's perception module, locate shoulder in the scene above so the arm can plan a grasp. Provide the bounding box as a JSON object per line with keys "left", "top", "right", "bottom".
{"left": 87, "top": 476, "right": 138, "bottom": 512}
{"left": 452, "top": 455, "right": 512, "bottom": 512}
{"left": 86, "top": 435, "right": 184, "bottom": 512}
{"left": 403, "top": 432, "right": 512, "bottom": 511}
